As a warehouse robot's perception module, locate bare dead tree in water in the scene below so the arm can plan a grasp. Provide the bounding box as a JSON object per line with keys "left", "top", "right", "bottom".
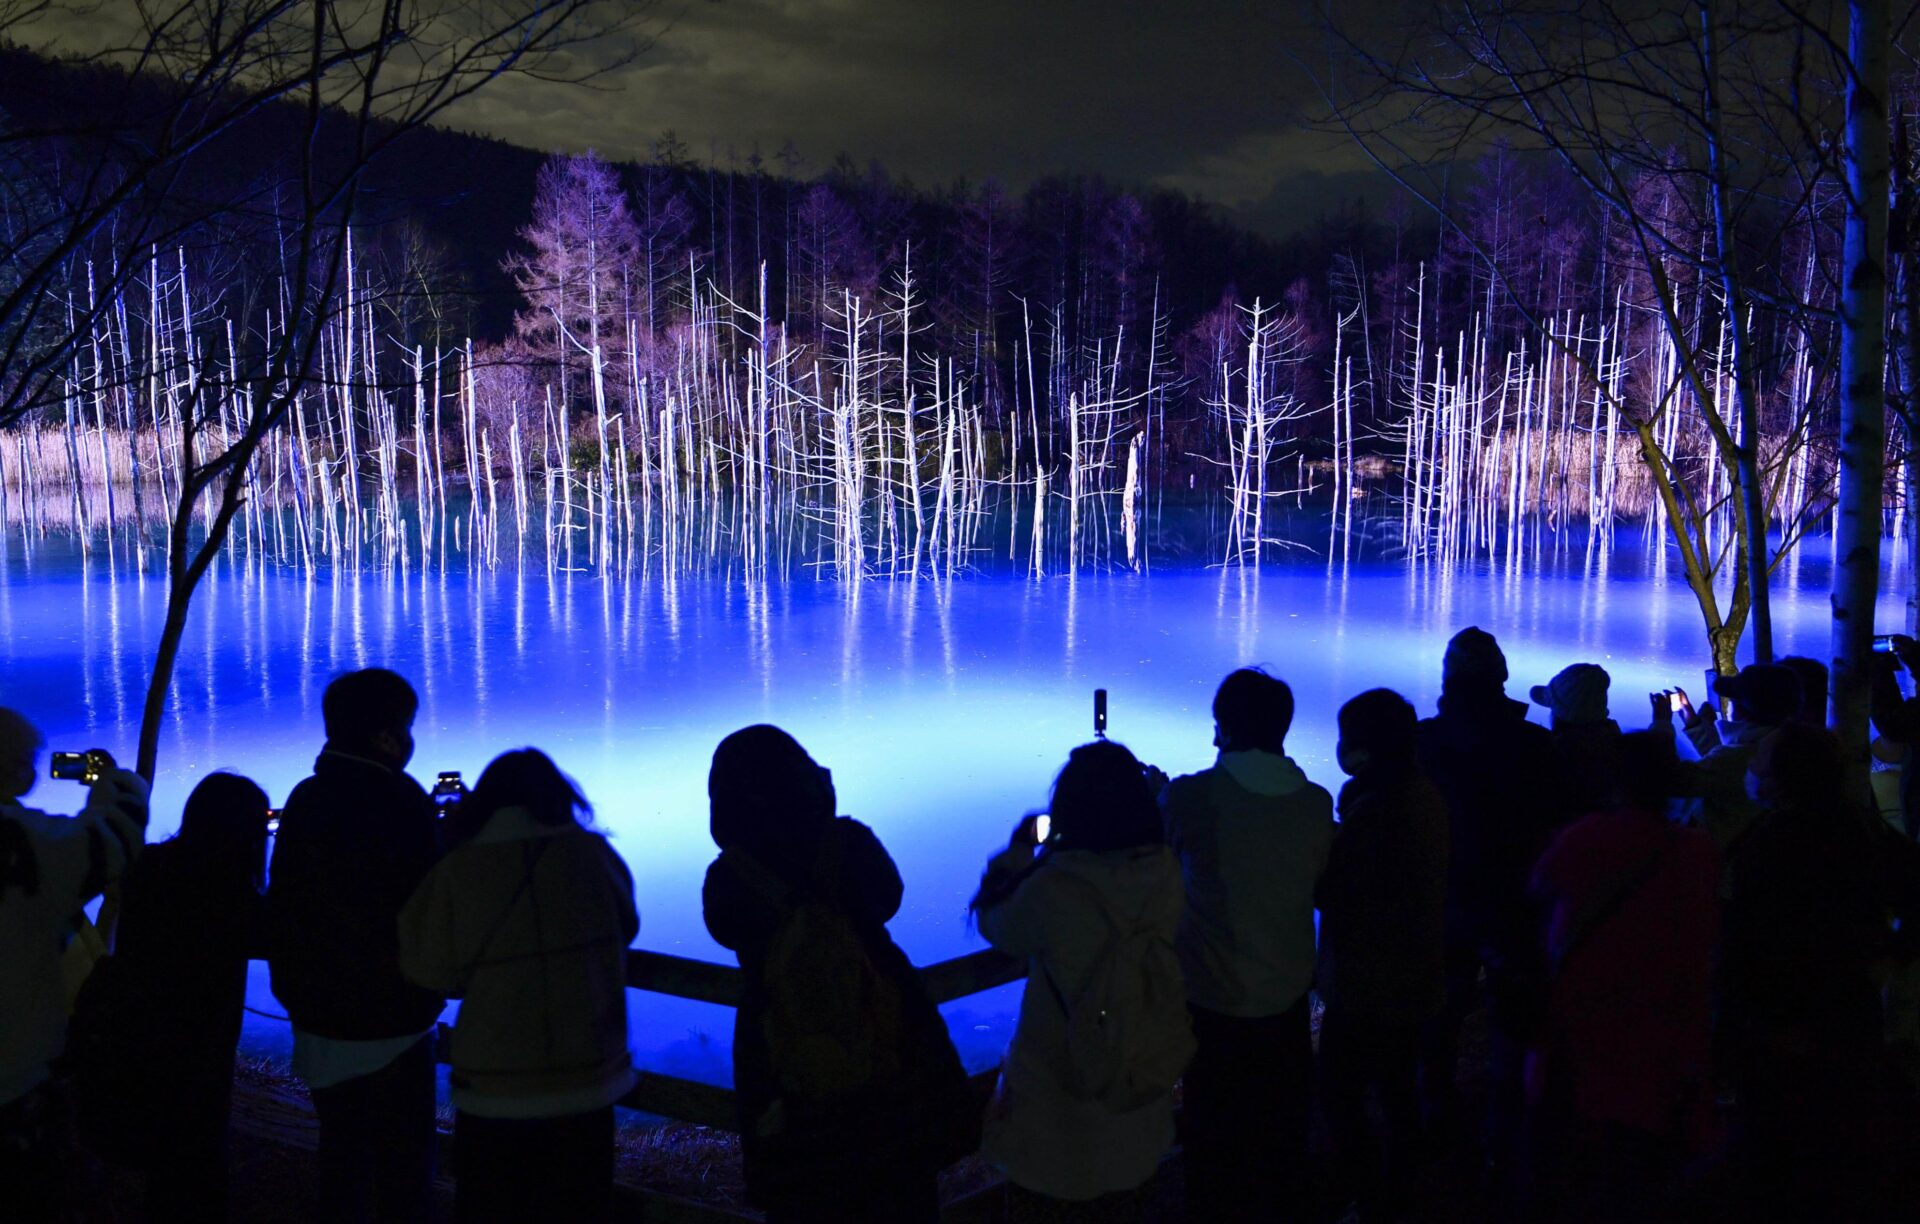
{"left": 1315, "top": 0, "right": 1884, "bottom": 676}
{"left": 0, "top": 0, "right": 646, "bottom": 780}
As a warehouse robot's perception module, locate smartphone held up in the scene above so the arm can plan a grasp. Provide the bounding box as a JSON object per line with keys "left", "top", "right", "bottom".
{"left": 48, "top": 748, "right": 116, "bottom": 785}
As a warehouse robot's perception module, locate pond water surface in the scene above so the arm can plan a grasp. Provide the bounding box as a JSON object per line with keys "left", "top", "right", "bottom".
{"left": 2, "top": 528, "right": 1903, "bottom": 1085}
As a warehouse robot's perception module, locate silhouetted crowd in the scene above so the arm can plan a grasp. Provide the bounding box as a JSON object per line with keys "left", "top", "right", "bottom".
{"left": 4, "top": 626, "right": 1920, "bottom": 1223}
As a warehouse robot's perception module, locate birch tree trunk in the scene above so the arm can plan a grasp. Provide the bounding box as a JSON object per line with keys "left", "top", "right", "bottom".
{"left": 1831, "top": 0, "right": 1890, "bottom": 792}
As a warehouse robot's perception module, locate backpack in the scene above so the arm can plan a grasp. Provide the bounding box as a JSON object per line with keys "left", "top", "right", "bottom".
{"left": 724, "top": 831, "right": 907, "bottom": 1102}
{"left": 1040, "top": 869, "right": 1195, "bottom": 1113}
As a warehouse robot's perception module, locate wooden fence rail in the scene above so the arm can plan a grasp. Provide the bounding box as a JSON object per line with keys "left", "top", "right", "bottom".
{"left": 613, "top": 947, "right": 1025, "bottom": 1129}
{"left": 237, "top": 944, "right": 1029, "bottom": 1219}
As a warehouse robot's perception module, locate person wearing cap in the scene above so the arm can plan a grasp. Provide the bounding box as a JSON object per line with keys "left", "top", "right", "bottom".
{"left": 1652, "top": 662, "right": 1801, "bottom": 870}
{"left": 1530, "top": 663, "right": 1624, "bottom": 822}
{"left": 1414, "top": 627, "right": 1562, "bottom": 1183}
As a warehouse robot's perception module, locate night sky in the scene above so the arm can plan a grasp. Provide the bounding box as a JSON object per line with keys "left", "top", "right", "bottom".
{"left": 13, "top": 0, "right": 1399, "bottom": 239}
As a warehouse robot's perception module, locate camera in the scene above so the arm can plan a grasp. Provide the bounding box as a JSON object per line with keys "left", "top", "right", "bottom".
{"left": 48, "top": 748, "right": 116, "bottom": 785}
{"left": 265, "top": 809, "right": 281, "bottom": 836}
{"left": 431, "top": 770, "right": 466, "bottom": 809}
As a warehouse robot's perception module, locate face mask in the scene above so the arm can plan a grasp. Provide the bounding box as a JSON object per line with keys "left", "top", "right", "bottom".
{"left": 1337, "top": 746, "right": 1370, "bottom": 777}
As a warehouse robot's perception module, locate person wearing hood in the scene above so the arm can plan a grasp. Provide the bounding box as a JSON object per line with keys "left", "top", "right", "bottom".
{"left": 399, "top": 749, "right": 638, "bottom": 1222}
{"left": 1531, "top": 663, "right": 1624, "bottom": 822}
{"left": 702, "top": 726, "right": 972, "bottom": 1224}
{"left": 267, "top": 668, "right": 446, "bottom": 1223}
{"left": 0, "top": 707, "right": 150, "bottom": 1219}
{"left": 1316, "top": 689, "right": 1447, "bottom": 1223}
{"left": 1415, "top": 627, "right": 1561, "bottom": 1183}
{"left": 1652, "top": 662, "right": 1799, "bottom": 869}
{"left": 973, "top": 739, "right": 1190, "bottom": 1217}
{"left": 1162, "top": 668, "right": 1334, "bottom": 1222}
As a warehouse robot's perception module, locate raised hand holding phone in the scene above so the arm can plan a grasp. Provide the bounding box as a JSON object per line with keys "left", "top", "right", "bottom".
{"left": 1671, "top": 688, "right": 1696, "bottom": 720}
{"left": 1013, "top": 810, "right": 1048, "bottom": 852}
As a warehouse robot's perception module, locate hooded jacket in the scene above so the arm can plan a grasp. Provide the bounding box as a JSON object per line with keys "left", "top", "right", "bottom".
{"left": 267, "top": 750, "right": 445, "bottom": 1040}
{"left": 975, "top": 843, "right": 1186, "bottom": 1201}
{"left": 399, "top": 806, "right": 638, "bottom": 1115}
{"left": 0, "top": 769, "right": 149, "bottom": 1107}
{"left": 1163, "top": 750, "right": 1335, "bottom": 1017}
{"left": 702, "top": 816, "right": 970, "bottom": 1209}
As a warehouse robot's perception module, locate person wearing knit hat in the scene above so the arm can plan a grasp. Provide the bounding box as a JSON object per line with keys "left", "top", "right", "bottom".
{"left": 1416, "top": 628, "right": 1562, "bottom": 1189}
{"left": 1442, "top": 626, "right": 1508, "bottom": 694}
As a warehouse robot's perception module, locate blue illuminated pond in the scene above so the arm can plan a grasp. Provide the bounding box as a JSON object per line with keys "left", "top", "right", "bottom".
{"left": 1, "top": 528, "right": 1904, "bottom": 1085}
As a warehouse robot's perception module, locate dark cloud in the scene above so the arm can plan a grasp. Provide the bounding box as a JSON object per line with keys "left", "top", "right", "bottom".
{"left": 16, "top": 0, "right": 1398, "bottom": 238}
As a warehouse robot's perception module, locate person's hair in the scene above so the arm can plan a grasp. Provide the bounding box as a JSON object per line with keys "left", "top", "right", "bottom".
{"left": 175, "top": 772, "right": 271, "bottom": 882}
{"left": 0, "top": 707, "right": 43, "bottom": 761}
{"left": 1212, "top": 668, "right": 1294, "bottom": 754}
{"left": 1337, "top": 688, "right": 1418, "bottom": 771}
{"left": 459, "top": 749, "right": 592, "bottom": 840}
{"left": 708, "top": 725, "right": 834, "bottom": 858}
{"left": 1615, "top": 731, "right": 1680, "bottom": 812}
{"left": 322, "top": 669, "right": 418, "bottom": 748}
{"left": 1778, "top": 656, "right": 1830, "bottom": 726}
{"left": 1048, "top": 740, "right": 1163, "bottom": 854}
{"left": 0, "top": 707, "right": 43, "bottom": 802}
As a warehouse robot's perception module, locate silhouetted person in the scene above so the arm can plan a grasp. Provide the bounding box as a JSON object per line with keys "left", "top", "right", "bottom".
{"left": 1316, "top": 689, "right": 1447, "bottom": 1224}
{"left": 702, "top": 726, "right": 972, "bottom": 1224}
{"left": 1162, "top": 668, "right": 1333, "bottom": 1223}
{"left": 972, "top": 740, "right": 1189, "bottom": 1221}
{"left": 268, "top": 669, "right": 445, "bottom": 1223}
{"left": 1526, "top": 732, "right": 1717, "bottom": 1222}
{"left": 0, "top": 708, "right": 149, "bottom": 1221}
{"left": 399, "top": 749, "right": 637, "bottom": 1224}
{"left": 89, "top": 772, "right": 271, "bottom": 1222}
{"left": 1415, "top": 627, "right": 1560, "bottom": 1180}
{"left": 1723, "top": 724, "right": 1897, "bottom": 1221}
{"left": 1530, "top": 663, "right": 1624, "bottom": 821}
{"left": 1776, "top": 655, "right": 1828, "bottom": 728}
{"left": 1654, "top": 662, "right": 1798, "bottom": 870}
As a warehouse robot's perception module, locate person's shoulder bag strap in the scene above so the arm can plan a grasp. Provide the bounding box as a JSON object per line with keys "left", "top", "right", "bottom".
{"left": 1549, "top": 825, "right": 1679, "bottom": 977}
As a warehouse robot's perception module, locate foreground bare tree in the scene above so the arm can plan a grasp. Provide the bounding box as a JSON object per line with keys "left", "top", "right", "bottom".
{"left": 1, "top": 0, "right": 646, "bottom": 779}
{"left": 1832, "top": 0, "right": 1892, "bottom": 786}
{"left": 1316, "top": 0, "right": 1884, "bottom": 677}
